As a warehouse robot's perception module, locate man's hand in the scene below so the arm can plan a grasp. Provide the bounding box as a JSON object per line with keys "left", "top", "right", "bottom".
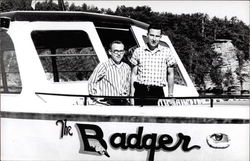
{"left": 130, "top": 98, "right": 135, "bottom": 106}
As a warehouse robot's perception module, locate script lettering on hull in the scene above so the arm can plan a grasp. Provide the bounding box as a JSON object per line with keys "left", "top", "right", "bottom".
{"left": 75, "top": 124, "right": 201, "bottom": 161}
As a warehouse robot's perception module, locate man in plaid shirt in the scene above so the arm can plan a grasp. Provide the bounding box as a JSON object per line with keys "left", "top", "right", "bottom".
{"left": 130, "top": 24, "right": 176, "bottom": 105}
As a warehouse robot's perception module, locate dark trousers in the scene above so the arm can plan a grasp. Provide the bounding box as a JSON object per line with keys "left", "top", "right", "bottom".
{"left": 134, "top": 82, "right": 164, "bottom": 106}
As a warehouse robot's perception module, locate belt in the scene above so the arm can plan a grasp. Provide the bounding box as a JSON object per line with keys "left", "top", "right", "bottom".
{"left": 134, "top": 82, "right": 162, "bottom": 91}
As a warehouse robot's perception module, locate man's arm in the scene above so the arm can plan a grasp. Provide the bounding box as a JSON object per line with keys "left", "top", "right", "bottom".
{"left": 122, "top": 66, "right": 132, "bottom": 96}
{"left": 128, "top": 47, "right": 139, "bottom": 105}
{"left": 131, "top": 66, "right": 138, "bottom": 96}
{"left": 88, "top": 63, "right": 105, "bottom": 95}
{"left": 167, "top": 66, "right": 174, "bottom": 97}
{"left": 130, "top": 66, "right": 138, "bottom": 105}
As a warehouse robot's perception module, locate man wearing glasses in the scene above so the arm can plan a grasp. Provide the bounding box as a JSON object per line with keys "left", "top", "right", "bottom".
{"left": 88, "top": 40, "right": 131, "bottom": 105}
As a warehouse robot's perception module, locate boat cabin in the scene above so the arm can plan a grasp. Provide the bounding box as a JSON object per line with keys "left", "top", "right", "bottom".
{"left": 0, "top": 11, "right": 198, "bottom": 105}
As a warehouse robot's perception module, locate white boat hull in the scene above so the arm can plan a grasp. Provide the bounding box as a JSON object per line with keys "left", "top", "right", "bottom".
{"left": 1, "top": 105, "right": 249, "bottom": 161}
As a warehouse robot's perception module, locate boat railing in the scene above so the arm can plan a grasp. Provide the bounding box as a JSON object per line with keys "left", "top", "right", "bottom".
{"left": 35, "top": 92, "right": 250, "bottom": 107}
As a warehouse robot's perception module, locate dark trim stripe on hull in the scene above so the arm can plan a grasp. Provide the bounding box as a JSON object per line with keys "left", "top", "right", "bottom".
{"left": 1, "top": 111, "right": 249, "bottom": 124}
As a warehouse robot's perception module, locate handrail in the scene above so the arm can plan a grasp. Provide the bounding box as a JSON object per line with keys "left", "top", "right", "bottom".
{"left": 39, "top": 54, "right": 97, "bottom": 57}
{"left": 35, "top": 92, "right": 250, "bottom": 107}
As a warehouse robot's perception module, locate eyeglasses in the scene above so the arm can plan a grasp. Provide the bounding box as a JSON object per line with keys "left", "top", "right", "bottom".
{"left": 112, "top": 50, "right": 125, "bottom": 54}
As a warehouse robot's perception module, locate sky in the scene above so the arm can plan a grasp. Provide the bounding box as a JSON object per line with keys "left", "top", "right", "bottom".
{"left": 67, "top": 1, "right": 250, "bottom": 25}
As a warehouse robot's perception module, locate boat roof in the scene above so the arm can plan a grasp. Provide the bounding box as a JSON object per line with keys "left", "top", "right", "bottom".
{"left": 0, "top": 11, "right": 149, "bottom": 29}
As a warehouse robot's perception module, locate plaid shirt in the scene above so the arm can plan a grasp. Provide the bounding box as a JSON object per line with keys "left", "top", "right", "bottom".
{"left": 88, "top": 59, "right": 131, "bottom": 96}
{"left": 130, "top": 45, "right": 176, "bottom": 86}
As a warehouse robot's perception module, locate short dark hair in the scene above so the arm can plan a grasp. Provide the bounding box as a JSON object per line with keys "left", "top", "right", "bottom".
{"left": 109, "top": 40, "right": 124, "bottom": 49}
{"left": 147, "top": 24, "right": 162, "bottom": 33}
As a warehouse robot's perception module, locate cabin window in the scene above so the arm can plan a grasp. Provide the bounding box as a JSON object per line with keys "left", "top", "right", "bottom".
{"left": 142, "top": 35, "right": 187, "bottom": 86}
{"left": 96, "top": 27, "right": 138, "bottom": 66}
{"left": 0, "top": 31, "right": 22, "bottom": 93}
{"left": 31, "top": 30, "right": 99, "bottom": 82}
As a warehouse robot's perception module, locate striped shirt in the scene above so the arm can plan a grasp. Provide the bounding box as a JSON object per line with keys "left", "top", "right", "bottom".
{"left": 88, "top": 59, "right": 131, "bottom": 96}
{"left": 130, "top": 45, "right": 176, "bottom": 86}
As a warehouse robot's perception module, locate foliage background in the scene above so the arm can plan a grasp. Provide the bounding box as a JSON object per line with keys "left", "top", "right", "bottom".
{"left": 1, "top": 0, "right": 249, "bottom": 94}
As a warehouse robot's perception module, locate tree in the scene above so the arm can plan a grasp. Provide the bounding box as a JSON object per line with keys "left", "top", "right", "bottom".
{"left": 115, "top": 5, "right": 153, "bottom": 23}
{"left": 35, "top": 1, "right": 59, "bottom": 11}
{"left": 223, "top": 68, "right": 234, "bottom": 88}
{"left": 0, "top": 0, "right": 33, "bottom": 12}
{"left": 68, "top": 3, "right": 81, "bottom": 11}
{"left": 235, "top": 50, "right": 249, "bottom": 92}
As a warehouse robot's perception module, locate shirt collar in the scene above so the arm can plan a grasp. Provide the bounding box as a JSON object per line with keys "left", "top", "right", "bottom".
{"left": 143, "top": 44, "right": 164, "bottom": 53}
{"left": 108, "top": 58, "right": 124, "bottom": 67}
